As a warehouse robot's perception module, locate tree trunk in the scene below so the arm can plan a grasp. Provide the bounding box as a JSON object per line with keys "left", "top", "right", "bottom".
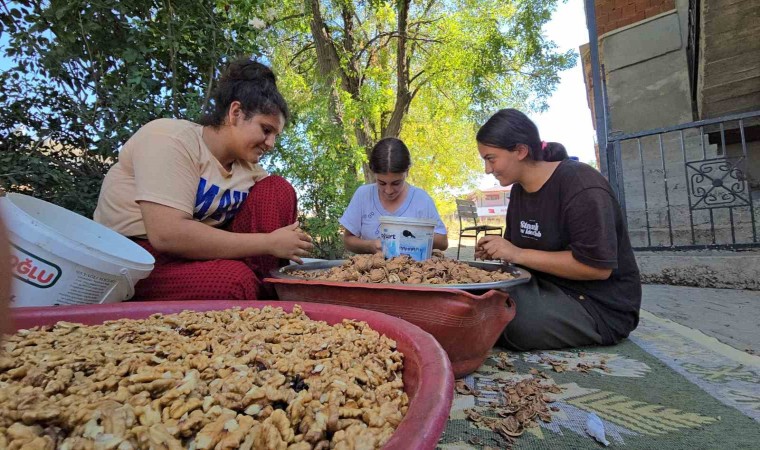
{"left": 306, "top": 0, "right": 361, "bottom": 189}
{"left": 307, "top": 0, "right": 341, "bottom": 80}
{"left": 382, "top": 0, "right": 412, "bottom": 139}
{"left": 306, "top": 0, "right": 414, "bottom": 185}
{"left": 307, "top": 0, "right": 383, "bottom": 186}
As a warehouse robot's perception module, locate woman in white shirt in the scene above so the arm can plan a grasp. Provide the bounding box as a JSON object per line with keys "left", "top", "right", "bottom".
{"left": 340, "top": 138, "right": 448, "bottom": 254}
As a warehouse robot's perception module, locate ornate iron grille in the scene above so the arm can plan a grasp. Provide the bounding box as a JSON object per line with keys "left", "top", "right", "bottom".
{"left": 686, "top": 157, "right": 751, "bottom": 210}
{"left": 607, "top": 110, "right": 760, "bottom": 250}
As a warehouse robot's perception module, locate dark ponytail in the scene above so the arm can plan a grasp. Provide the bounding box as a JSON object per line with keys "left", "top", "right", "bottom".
{"left": 199, "top": 58, "right": 289, "bottom": 127}
{"left": 476, "top": 108, "right": 568, "bottom": 162}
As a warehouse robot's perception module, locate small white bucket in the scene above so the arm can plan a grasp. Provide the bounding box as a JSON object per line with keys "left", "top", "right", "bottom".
{"left": 379, "top": 216, "right": 436, "bottom": 261}
{"left": 0, "top": 193, "right": 155, "bottom": 307}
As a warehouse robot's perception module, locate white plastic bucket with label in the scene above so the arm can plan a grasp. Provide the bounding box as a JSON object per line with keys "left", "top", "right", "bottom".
{"left": 0, "top": 193, "right": 155, "bottom": 307}
{"left": 379, "top": 216, "right": 437, "bottom": 261}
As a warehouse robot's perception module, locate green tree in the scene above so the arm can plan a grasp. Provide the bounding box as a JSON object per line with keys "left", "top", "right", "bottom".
{"left": 254, "top": 0, "right": 575, "bottom": 255}
{"left": 0, "top": 0, "right": 263, "bottom": 215}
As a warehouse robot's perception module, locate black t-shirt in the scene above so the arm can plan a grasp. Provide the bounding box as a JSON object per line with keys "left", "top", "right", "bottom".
{"left": 506, "top": 159, "right": 641, "bottom": 344}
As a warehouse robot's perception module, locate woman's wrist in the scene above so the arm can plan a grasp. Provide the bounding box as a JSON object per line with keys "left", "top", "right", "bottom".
{"left": 499, "top": 245, "right": 526, "bottom": 265}
{"left": 506, "top": 246, "right": 526, "bottom": 265}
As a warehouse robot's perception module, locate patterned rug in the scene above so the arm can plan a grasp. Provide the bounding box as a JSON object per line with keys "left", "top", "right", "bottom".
{"left": 439, "top": 311, "right": 760, "bottom": 449}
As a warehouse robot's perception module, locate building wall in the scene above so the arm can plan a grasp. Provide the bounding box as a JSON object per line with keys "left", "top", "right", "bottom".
{"left": 593, "top": 0, "right": 757, "bottom": 247}
{"left": 725, "top": 140, "right": 760, "bottom": 191}
{"left": 697, "top": 0, "right": 760, "bottom": 118}
{"left": 579, "top": 44, "right": 602, "bottom": 168}
{"left": 583, "top": 0, "right": 760, "bottom": 247}
{"left": 602, "top": 7, "right": 692, "bottom": 133}
{"left": 595, "top": 0, "right": 676, "bottom": 36}
{"left": 479, "top": 192, "right": 507, "bottom": 208}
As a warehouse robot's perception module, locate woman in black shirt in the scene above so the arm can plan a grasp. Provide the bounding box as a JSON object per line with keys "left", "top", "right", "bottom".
{"left": 474, "top": 109, "right": 641, "bottom": 351}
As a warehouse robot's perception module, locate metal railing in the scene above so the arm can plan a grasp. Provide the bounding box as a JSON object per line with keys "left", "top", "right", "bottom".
{"left": 607, "top": 110, "right": 760, "bottom": 250}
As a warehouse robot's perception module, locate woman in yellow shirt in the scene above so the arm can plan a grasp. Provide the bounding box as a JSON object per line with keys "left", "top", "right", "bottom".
{"left": 94, "top": 59, "right": 313, "bottom": 300}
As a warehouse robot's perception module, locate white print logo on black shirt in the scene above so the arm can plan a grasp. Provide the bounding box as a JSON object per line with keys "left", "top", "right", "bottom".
{"left": 520, "top": 220, "right": 542, "bottom": 240}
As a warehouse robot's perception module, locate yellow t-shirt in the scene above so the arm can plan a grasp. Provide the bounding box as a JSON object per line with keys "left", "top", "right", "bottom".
{"left": 94, "top": 119, "right": 268, "bottom": 238}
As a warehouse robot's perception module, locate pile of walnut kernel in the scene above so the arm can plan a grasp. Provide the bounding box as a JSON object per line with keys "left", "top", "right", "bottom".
{"left": 290, "top": 251, "right": 515, "bottom": 285}
{"left": 0, "top": 305, "right": 407, "bottom": 449}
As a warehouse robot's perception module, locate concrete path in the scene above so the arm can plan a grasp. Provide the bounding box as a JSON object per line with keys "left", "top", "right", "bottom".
{"left": 641, "top": 284, "right": 759, "bottom": 353}
{"left": 445, "top": 239, "right": 476, "bottom": 261}
{"left": 445, "top": 240, "right": 760, "bottom": 354}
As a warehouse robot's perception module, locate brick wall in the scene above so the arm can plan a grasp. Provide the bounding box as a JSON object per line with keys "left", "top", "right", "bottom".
{"left": 595, "top": 0, "right": 675, "bottom": 35}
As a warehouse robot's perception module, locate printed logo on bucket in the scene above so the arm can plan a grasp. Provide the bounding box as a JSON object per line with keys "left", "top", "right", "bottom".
{"left": 10, "top": 244, "right": 62, "bottom": 288}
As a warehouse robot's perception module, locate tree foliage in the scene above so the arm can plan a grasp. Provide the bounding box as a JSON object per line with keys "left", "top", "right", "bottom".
{"left": 0, "top": 0, "right": 263, "bottom": 215}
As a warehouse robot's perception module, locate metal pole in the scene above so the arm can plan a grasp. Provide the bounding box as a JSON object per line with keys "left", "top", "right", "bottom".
{"left": 739, "top": 119, "right": 757, "bottom": 242}
{"left": 584, "top": 0, "right": 609, "bottom": 176}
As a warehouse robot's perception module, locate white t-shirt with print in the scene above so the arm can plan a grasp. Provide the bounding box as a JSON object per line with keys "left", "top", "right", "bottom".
{"left": 339, "top": 184, "right": 447, "bottom": 239}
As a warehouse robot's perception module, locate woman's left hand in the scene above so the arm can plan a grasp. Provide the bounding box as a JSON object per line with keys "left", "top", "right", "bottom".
{"left": 476, "top": 235, "right": 523, "bottom": 263}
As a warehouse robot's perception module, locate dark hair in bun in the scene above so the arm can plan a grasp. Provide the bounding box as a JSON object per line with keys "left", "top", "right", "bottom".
{"left": 199, "top": 58, "right": 289, "bottom": 127}
{"left": 476, "top": 108, "right": 568, "bottom": 162}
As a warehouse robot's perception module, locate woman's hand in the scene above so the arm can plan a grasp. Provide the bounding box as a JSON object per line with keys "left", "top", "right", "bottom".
{"left": 475, "top": 235, "right": 523, "bottom": 263}
{"left": 269, "top": 222, "right": 314, "bottom": 264}
{"left": 358, "top": 238, "right": 383, "bottom": 254}
{"left": 342, "top": 230, "right": 383, "bottom": 255}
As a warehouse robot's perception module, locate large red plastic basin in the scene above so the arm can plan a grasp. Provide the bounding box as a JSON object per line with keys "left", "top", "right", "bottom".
{"left": 9, "top": 300, "right": 454, "bottom": 450}
{"left": 265, "top": 279, "right": 516, "bottom": 378}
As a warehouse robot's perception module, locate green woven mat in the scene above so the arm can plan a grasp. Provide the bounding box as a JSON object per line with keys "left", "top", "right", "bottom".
{"left": 439, "top": 311, "right": 760, "bottom": 449}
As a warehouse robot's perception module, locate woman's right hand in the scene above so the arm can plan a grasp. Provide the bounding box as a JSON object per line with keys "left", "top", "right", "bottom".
{"left": 342, "top": 230, "right": 383, "bottom": 255}
{"left": 269, "top": 222, "right": 314, "bottom": 264}
{"left": 475, "top": 235, "right": 523, "bottom": 263}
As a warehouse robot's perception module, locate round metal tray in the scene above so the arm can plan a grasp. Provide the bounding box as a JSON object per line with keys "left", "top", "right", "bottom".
{"left": 271, "top": 259, "right": 531, "bottom": 291}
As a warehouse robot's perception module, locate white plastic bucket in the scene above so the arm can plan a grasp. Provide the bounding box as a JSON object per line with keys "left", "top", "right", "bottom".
{"left": 379, "top": 216, "right": 436, "bottom": 261}
{"left": 0, "top": 193, "right": 155, "bottom": 307}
